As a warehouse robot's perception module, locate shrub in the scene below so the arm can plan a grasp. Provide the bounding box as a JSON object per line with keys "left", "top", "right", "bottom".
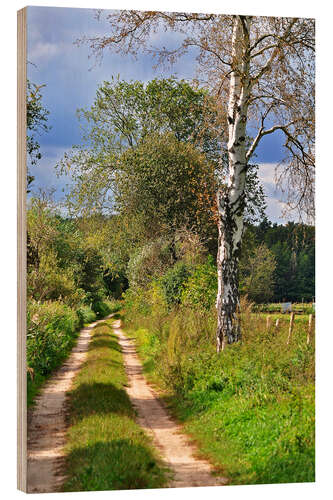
{"left": 28, "top": 250, "right": 86, "bottom": 307}
{"left": 160, "top": 261, "right": 191, "bottom": 306}
{"left": 76, "top": 306, "right": 97, "bottom": 327}
{"left": 181, "top": 255, "right": 217, "bottom": 310}
{"left": 27, "top": 300, "right": 79, "bottom": 377}
{"left": 91, "top": 298, "right": 122, "bottom": 318}
{"left": 123, "top": 286, "right": 152, "bottom": 322}
{"left": 127, "top": 238, "right": 174, "bottom": 289}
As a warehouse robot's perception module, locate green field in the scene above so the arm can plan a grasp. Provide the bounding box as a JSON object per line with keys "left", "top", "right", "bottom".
{"left": 124, "top": 302, "right": 315, "bottom": 485}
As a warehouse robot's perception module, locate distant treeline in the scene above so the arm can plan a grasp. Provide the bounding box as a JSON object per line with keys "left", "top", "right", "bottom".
{"left": 243, "top": 219, "right": 315, "bottom": 303}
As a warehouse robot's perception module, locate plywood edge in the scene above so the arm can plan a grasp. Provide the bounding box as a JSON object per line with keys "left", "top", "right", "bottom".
{"left": 17, "top": 6, "right": 27, "bottom": 493}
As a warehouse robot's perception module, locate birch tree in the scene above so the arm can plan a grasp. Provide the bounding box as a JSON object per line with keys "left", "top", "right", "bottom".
{"left": 80, "top": 10, "right": 315, "bottom": 350}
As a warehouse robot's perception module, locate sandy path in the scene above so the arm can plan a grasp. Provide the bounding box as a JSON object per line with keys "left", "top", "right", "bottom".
{"left": 27, "top": 317, "right": 111, "bottom": 493}
{"left": 112, "top": 320, "right": 228, "bottom": 488}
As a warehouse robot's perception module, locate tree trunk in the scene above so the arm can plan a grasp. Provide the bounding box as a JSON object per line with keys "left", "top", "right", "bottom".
{"left": 216, "top": 188, "right": 244, "bottom": 351}
{"left": 216, "top": 16, "right": 250, "bottom": 352}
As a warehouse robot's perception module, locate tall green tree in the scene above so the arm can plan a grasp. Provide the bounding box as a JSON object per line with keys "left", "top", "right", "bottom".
{"left": 59, "top": 77, "right": 223, "bottom": 214}
{"left": 60, "top": 78, "right": 266, "bottom": 246}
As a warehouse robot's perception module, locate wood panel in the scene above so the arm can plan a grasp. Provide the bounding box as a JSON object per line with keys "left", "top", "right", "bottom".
{"left": 17, "top": 7, "right": 27, "bottom": 493}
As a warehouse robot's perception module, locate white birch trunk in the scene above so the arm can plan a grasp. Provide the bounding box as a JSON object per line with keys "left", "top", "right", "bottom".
{"left": 216, "top": 16, "right": 251, "bottom": 351}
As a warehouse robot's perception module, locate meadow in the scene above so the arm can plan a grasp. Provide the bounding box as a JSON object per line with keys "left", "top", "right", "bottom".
{"left": 123, "top": 291, "right": 315, "bottom": 485}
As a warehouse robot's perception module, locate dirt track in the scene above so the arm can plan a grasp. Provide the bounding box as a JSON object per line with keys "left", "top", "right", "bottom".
{"left": 27, "top": 316, "right": 227, "bottom": 492}
{"left": 27, "top": 319, "right": 104, "bottom": 493}
{"left": 112, "top": 319, "right": 227, "bottom": 488}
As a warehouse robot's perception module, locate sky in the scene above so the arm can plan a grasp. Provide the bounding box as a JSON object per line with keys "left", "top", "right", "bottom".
{"left": 27, "top": 5, "right": 291, "bottom": 223}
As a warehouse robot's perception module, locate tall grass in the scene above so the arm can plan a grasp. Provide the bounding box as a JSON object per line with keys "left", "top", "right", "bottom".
{"left": 124, "top": 291, "right": 315, "bottom": 485}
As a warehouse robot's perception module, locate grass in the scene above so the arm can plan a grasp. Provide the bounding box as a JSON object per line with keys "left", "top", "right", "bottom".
{"left": 62, "top": 317, "right": 169, "bottom": 492}
{"left": 124, "top": 303, "right": 315, "bottom": 486}
{"left": 253, "top": 303, "right": 315, "bottom": 315}
{"left": 169, "top": 380, "right": 315, "bottom": 485}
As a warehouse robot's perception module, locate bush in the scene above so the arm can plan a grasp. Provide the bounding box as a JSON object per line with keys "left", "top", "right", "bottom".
{"left": 91, "top": 298, "right": 122, "bottom": 318}
{"left": 160, "top": 261, "right": 191, "bottom": 306}
{"left": 27, "top": 300, "right": 79, "bottom": 377}
{"left": 127, "top": 238, "right": 174, "bottom": 289}
{"left": 76, "top": 306, "right": 97, "bottom": 327}
{"left": 181, "top": 255, "right": 217, "bottom": 310}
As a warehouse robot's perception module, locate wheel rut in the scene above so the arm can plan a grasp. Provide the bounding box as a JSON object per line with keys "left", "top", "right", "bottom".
{"left": 27, "top": 316, "right": 112, "bottom": 493}
{"left": 112, "top": 319, "right": 228, "bottom": 488}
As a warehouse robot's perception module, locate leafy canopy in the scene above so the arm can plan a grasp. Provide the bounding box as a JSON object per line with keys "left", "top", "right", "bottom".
{"left": 60, "top": 77, "right": 265, "bottom": 226}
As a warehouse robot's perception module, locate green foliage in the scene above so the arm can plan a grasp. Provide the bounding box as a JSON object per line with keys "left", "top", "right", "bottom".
{"left": 127, "top": 238, "right": 174, "bottom": 289}
{"left": 27, "top": 300, "right": 80, "bottom": 378}
{"left": 76, "top": 305, "right": 97, "bottom": 326}
{"left": 91, "top": 299, "right": 119, "bottom": 319}
{"left": 59, "top": 77, "right": 266, "bottom": 245}
{"left": 28, "top": 248, "right": 86, "bottom": 306}
{"left": 116, "top": 132, "right": 216, "bottom": 238}
{"left": 75, "top": 246, "right": 107, "bottom": 304}
{"left": 26, "top": 80, "right": 50, "bottom": 190}
{"left": 240, "top": 244, "right": 276, "bottom": 303}
{"left": 259, "top": 220, "right": 315, "bottom": 302}
{"left": 181, "top": 255, "right": 217, "bottom": 309}
{"left": 58, "top": 77, "right": 221, "bottom": 217}
{"left": 160, "top": 262, "right": 191, "bottom": 306}
{"left": 241, "top": 221, "right": 315, "bottom": 303}
{"left": 79, "top": 76, "right": 222, "bottom": 158}
{"left": 27, "top": 197, "right": 114, "bottom": 309}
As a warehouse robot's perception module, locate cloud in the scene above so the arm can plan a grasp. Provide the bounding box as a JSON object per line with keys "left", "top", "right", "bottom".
{"left": 28, "top": 41, "right": 62, "bottom": 62}
{"left": 28, "top": 145, "right": 73, "bottom": 201}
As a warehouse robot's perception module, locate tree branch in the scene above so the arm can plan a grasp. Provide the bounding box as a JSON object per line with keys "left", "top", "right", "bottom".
{"left": 250, "top": 18, "right": 298, "bottom": 85}
{"left": 246, "top": 122, "right": 295, "bottom": 161}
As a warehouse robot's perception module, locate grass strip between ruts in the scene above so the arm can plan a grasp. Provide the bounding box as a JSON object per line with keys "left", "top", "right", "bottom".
{"left": 62, "top": 317, "right": 170, "bottom": 492}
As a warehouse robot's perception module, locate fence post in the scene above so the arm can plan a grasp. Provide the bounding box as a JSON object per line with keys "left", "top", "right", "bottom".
{"left": 275, "top": 318, "right": 280, "bottom": 331}
{"left": 287, "top": 312, "right": 295, "bottom": 345}
{"left": 266, "top": 315, "right": 271, "bottom": 331}
{"left": 307, "top": 314, "right": 313, "bottom": 345}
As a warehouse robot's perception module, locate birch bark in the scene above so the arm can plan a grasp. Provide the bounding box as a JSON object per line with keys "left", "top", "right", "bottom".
{"left": 216, "top": 16, "right": 251, "bottom": 351}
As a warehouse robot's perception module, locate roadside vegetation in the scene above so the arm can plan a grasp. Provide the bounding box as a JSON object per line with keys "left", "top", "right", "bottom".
{"left": 62, "top": 317, "right": 169, "bottom": 491}
{"left": 27, "top": 196, "right": 122, "bottom": 406}
{"left": 124, "top": 287, "right": 315, "bottom": 485}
